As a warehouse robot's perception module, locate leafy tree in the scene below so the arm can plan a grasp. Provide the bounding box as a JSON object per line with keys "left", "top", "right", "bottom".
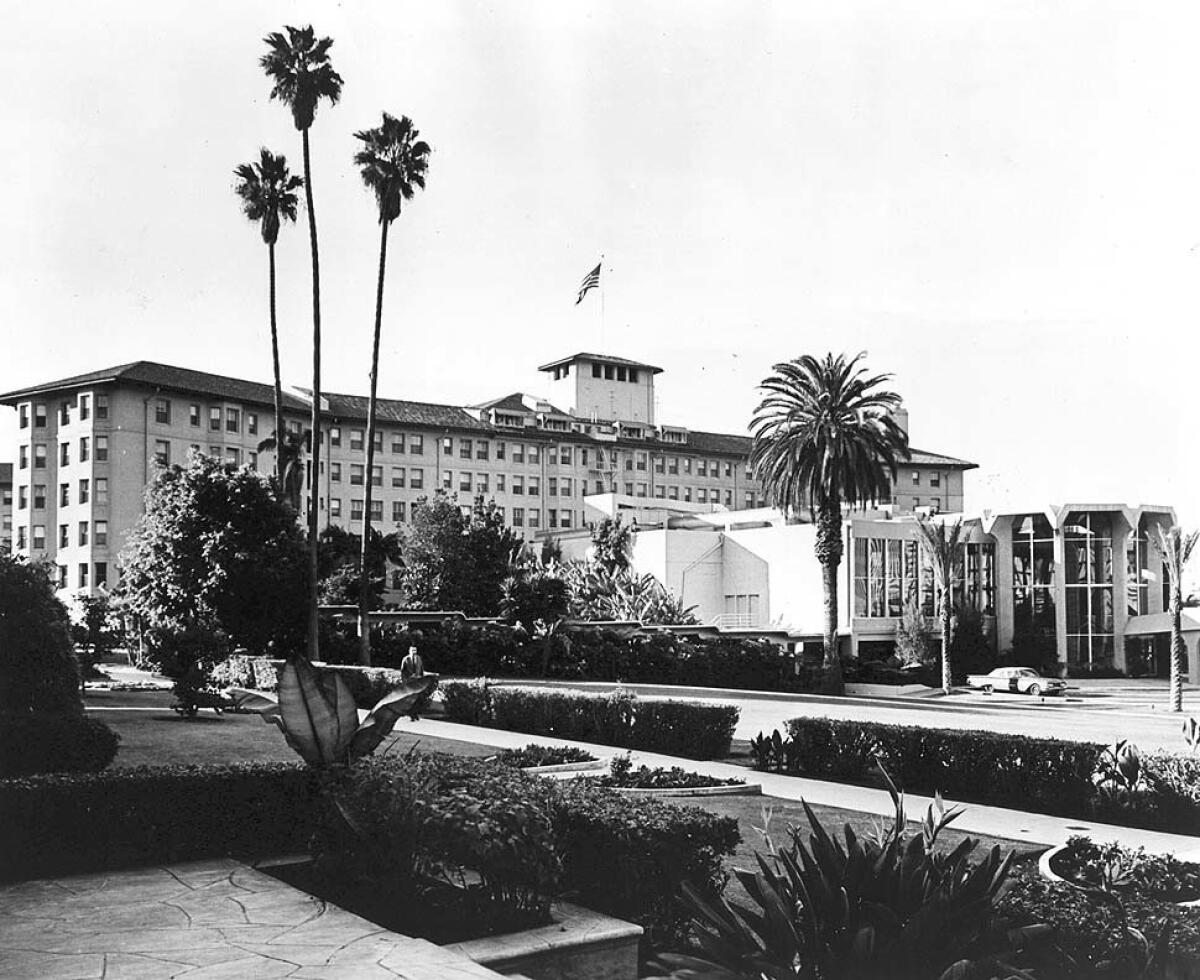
{"left": 353, "top": 111, "right": 431, "bottom": 665}
{"left": 751, "top": 353, "right": 909, "bottom": 690}
{"left": 500, "top": 564, "right": 570, "bottom": 675}
{"left": 560, "top": 561, "right": 698, "bottom": 625}
{"left": 893, "top": 597, "right": 936, "bottom": 668}
{"left": 0, "top": 554, "right": 81, "bottom": 714}
{"left": 256, "top": 428, "right": 307, "bottom": 511}
{"left": 912, "top": 516, "right": 966, "bottom": 694}
{"left": 950, "top": 602, "right": 993, "bottom": 681}
{"left": 1155, "top": 525, "right": 1198, "bottom": 712}
{"left": 399, "top": 492, "right": 522, "bottom": 616}
{"left": 317, "top": 525, "right": 401, "bottom": 608}
{"left": 73, "top": 592, "right": 120, "bottom": 683}
{"left": 589, "top": 517, "right": 634, "bottom": 574}
{"left": 261, "top": 23, "right": 344, "bottom": 660}
{"left": 233, "top": 148, "right": 302, "bottom": 484}
{"left": 117, "top": 454, "right": 307, "bottom": 658}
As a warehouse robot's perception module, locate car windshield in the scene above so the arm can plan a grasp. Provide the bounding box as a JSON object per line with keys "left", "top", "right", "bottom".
{"left": 1017, "top": 669, "right": 1038, "bottom": 677}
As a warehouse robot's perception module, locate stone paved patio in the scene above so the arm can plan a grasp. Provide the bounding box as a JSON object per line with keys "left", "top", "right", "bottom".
{"left": 0, "top": 859, "right": 507, "bottom": 980}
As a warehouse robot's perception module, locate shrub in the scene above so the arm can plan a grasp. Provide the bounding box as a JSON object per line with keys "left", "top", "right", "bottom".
{"left": 0, "top": 763, "right": 320, "bottom": 880}
{"left": 0, "top": 714, "right": 120, "bottom": 777}
{"left": 494, "top": 744, "right": 597, "bottom": 768}
{"left": 593, "top": 758, "right": 744, "bottom": 790}
{"left": 210, "top": 655, "right": 278, "bottom": 691}
{"left": 0, "top": 554, "right": 82, "bottom": 714}
{"left": 1052, "top": 835, "right": 1200, "bottom": 902}
{"left": 444, "top": 682, "right": 739, "bottom": 759}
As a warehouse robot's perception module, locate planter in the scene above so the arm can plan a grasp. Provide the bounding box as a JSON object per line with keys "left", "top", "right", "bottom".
{"left": 1038, "top": 844, "right": 1200, "bottom": 908}
{"left": 520, "top": 759, "right": 606, "bottom": 775}
{"left": 607, "top": 782, "right": 761, "bottom": 798}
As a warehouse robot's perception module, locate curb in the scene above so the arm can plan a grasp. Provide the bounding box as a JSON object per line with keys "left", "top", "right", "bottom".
{"left": 1038, "top": 843, "right": 1200, "bottom": 908}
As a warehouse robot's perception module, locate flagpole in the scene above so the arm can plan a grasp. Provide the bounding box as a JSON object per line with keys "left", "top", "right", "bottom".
{"left": 600, "top": 253, "right": 606, "bottom": 353}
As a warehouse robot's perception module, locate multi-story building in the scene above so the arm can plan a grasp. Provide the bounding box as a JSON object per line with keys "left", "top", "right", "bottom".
{"left": 0, "top": 352, "right": 974, "bottom": 600}
{"left": 0, "top": 463, "right": 12, "bottom": 554}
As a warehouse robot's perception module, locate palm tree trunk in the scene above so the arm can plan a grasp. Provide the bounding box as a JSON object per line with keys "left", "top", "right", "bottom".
{"left": 268, "top": 242, "right": 285, "bottom": 488}
{"left": 814, "top": 500, "right": 844, "bottom": 692}
{"left": 359, "top": 220, "right": 390, "bottom": 667}
{"left": 302, "top": 127, "right": 322, "bottom": 662}
{"left": 1171, "top": 579, "right": 1184, "bottom": 712}
{"left": 941, "top": 588, "right": 952, "bottom": 695}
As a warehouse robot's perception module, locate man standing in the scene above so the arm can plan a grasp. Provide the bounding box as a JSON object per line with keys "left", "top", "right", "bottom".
{"left": 400, "top": 644, "right": 426, "bottom": 721}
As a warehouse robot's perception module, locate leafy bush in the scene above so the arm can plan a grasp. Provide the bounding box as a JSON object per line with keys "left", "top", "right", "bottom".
{"left": 653, "top": 765, "right": 1050, "bottom": 980}
{"left": 0, "top": 554, "right": 82, "bottom": 714}
{"left": 0, "top": 763, "right": 320, "bottom": 880}
{"left": 210, "top": 655, "right": 278, "bottom": 691}
{"left": 594, "top": 755, "right": 743, "bottom": 790}
{"left": 443, "top": 682, "right": 739, "bottom": 759}
{"left": 1052, "top": 835, "right": 1200, "bottom": 902}
{"left": 950, "top": 602, "right": 995, "bottom": 681}
{"left": 1093, "top": 746, "right": 1200, "bottom": 835}
{"left": 494, "top": 744, "right": 597, "bottom": 768}
{"left": 0, "top": 714, "right": 120, "bottom": 777}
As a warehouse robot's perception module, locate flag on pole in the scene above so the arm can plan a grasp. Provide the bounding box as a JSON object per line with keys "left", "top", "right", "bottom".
{"left": 575, "top": 262, "right": 601, "bottom": 305}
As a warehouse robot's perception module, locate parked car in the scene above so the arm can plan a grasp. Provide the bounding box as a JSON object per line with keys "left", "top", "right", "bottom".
{"left": 965, "top": 667, "right": 1068, "bottom": 696}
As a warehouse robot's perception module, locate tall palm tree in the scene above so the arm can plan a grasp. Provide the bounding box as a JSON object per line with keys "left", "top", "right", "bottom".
{"left": 751, "top": 353, "right": 909, "bottom": 690}
{"left": 1155, "top": 524, "right": 1197, "bottom": 712}
{"left": 233, "top": 148, "right": 302, "bottom": 486}
{"left": 912, "top": 515, "right": 966, "bottom": 695}
{"left": 256, "top": 429, "right": 308, "bottom": 512}
{"left": 352, "top": 112, "right": 430, "bottom": 666}
{"left": 261, "top": 25, "right": 343, "bottom": 660}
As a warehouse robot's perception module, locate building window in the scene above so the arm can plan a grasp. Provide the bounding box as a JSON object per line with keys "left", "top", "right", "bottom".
{"left": 1063, "top": 511, "right": 1115, "bottom": 668}
{"left": 59, "top": 524, "right": 69, "bottom": 548}
{"left": 18, "top": 446, "right": 27, "bottom": 469}
{"left": 496, "top": 474, "right": 506, "bottom": 492}
{"left": 391, "top": 432, "right": 405, "bottom": 453}
{"left": 79, "top": 479, "right": 89, "bottom": 504}
{"left": 477, "top": 440, "right": 490, "bottom": 460}
{"left": 1012, "top": 513, "right": 1057, "bottom": 646}
{"left": 513, "top": 507, "right": 525, "bottom": 527}
{"left": 155, "top": 399, "right": 171, "bottom": 424}
{"left": 513, "top": 444, "right": 525, "bottom": 464}
{"left": 249, "top": 450, "right": 260, "bottom": 470}
{"left": 330, "top": 427, "right": 342, "bottom": 447}
{"left": 95, "top": 478, "right": 108, "bottom": 504}
{"left": 548, "top": 477, "right": 557, "bottom": 497}
{"left": 330, "top": 498, "right": 342, "bottom": 518}
{"left": 1126, "top": 517, "right": 1153, "bottom": 617}
{"left": 559, "top": 446, "right": 571, "bottom": 465}
{"left": 57, "top": 565, "right": 67, "bottom": 588}
{"left": 637, "top": 483, "right": 647, "bottom": 498}
{"left": 548, "top": 510, "right": 558, "bottom": 529}
{"left": 459, "top": 472, "right": 472, "bottom": 491}
{"left": 371, "top": 465, "right": 382, "bottom": 487}
{"left": 34, "top": 485, "right": 46, "bottom": 510}
{"left": 931, "top": 472, "right": 941, "bottom": 488}
{"left": 189, "top": 404, "right": 201, "bottom": 427}
{"left": 410, "top": 468, "right": 424, "bottom": 489}
{"left": 528, "top": 445, "right": 540, "bottom": 464}
{"left": 226, "top": 447, "right": 240, "bottom": 465}
{"left": 512, "top": 475, "right": 524, "bottom": 495}
{"left": 78, "top": 562, "right": 89, "bottom": 588}
{"left": 154, "top": 440, "right": 170, "bottom": 467}
{"left": 654, "top": 486, "right": 665, "bottom": 499}
{"left": 209, "top": 407, "right": 221, "bottom": 431}
{"left": 95, "top": 521, "right": 107, "bottom": 546}
{"left": 373, "top": 430, "right": 383, "bottom": 451}
{"left": 350, "top": 464, "right": 364, "bottom": 486}
{"left": 442, "top": 436, "right": 453, "bottom": 455}
{"left": 561, "top": 510, "right": 573, "bottom": 528}
{"left": 331, "top": 462, "right": 341, "bottom": 482}
{"left": 370, "top": 500, "right": 382, "bottom": 521}
{"left": 392, "top": 467, "right": 406, "bottom": 488}
{"left": 79, "top": 521, "right": 89, "bottom": 546}
{"left": 561, "top": 478, "right": 573, "bottom": 497}
{"left": 528, "top": 510, "right": 540, "bottom": 528}
{"left": 95, "top": 562, "right": 107, "bottom": 587}
{"left": 496, "top": 442, "right": 506, "bottom": 460}
{"left": 697, "top": 488, "right": 706, "bottom": 503}
{"left": 34, "top": 404, "right": 47, "bottom": 428}
{"left": 246, "top": 413, "right": 257, "bottom": 436}
{"left": 636, "top": 452, "right": 647, "bottom": 471}
{"left": 477, "top": 474, "right": 489, "bottom": 494}
{"left": 459, "top": 440, "right": 472, "bottom": 459}
{"left": 60, "top": 484, "right": 69, "bottom": 507}
{"left": 654, "top": 456, "right": 664, "bottom": 474}
{"left": 442, "top": 470, "right": 453, "bottom": 490}
{"left": 683, "top": 486, "right": 692, "bottom": 502}
{"left": 59, "top": 401, "right": 71, "bottom": 426}
{"left": 60, "top": 442, "right": 70, "bottom": 466}
{"left": 668, "top": 457, "right": 679, "bottom": 475}
{"left": 409, "top": 434, "right": 423, "bottom": 455}
{"left": 93, "top": 395, "right": 107, "bottom": 420}
{"left": 80, "top": 437, "right": 89, "bottom": 462}
{"left": 697, "top": 460, "right": 707, "bottom": 477}
{"left": 350, "top": 499, "right": 364, "bottom": 520}
{"left": 351, "top": 430, "right": 364, "bottom": 451}
{"left": 18, "top": 404, "right": 28, "bottom": 428}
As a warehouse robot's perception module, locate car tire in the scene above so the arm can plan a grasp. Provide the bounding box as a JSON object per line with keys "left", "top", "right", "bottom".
{"left": 1028, "top": 684, "right": 1041, "bottom": 697}
{"left": 981, "top": 684, "right": 993, "bottom": 694}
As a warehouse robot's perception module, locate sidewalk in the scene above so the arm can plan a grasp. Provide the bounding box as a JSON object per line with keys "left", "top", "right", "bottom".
{"left": 400, "top": 716, "right": 1200, "bottom": 863}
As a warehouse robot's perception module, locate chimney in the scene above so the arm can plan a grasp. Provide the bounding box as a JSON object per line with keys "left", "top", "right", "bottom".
{"left": 892, "top": 403, "right": 909, "bottom": 435}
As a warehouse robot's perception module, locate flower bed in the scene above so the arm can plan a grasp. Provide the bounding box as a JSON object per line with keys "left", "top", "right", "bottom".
{"left": 494, "top": 744, "right": 597, "bottom": 769}
{"left": 591, "top": 756, "right": 744, "bottom": 791}
{"left": 1045, "top": 836, "right": 1200, "bottom": 904}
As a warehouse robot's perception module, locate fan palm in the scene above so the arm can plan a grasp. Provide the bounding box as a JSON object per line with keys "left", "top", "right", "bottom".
{"left": 912, "top": 516, "right": 966, "bottom": 694}
{"left": 233, "top": 149, "right": 302, "bottom": 486}
{"left": 1155, "top": 525, "right": 1198, "bottom": 712}
{"left": 261, "top": 25, "right": 343, "bottom": 660}
{"left": 352, "top": 112, "right": 430, "bottom": 665}
{"left": 751, "top": 353, "right": 909, "bottom": 688}
{"left": 256, "top": 429, "right": 307, "bottom": 512}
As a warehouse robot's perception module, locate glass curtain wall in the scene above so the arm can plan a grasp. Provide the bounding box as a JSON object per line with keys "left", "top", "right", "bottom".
{"left": 1064, "top": 512, "right": 1115, "bottom": 667}
{"left": 854, "top": 535, "right": 967, "bottom": 618}
{"left": 1012, "top": 514, "right": 1056, "bottom": 641}
{"left": 1126, "top": 517, "right": 1150, "bottom": 617}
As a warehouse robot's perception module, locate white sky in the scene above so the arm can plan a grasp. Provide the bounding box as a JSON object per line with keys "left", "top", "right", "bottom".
{"left": 2, "top": 1, "right": 1198, "bottom": 524}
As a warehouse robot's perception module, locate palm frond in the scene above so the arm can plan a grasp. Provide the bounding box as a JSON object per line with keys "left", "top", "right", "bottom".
{"left": 260, "top": 25, "right": 344, "bottom": 131}
{"left": 353, "top": 112, "right": 432, "bottom": 224}
{"left": 233, "top": 148, "right": 303, "bottom": 245}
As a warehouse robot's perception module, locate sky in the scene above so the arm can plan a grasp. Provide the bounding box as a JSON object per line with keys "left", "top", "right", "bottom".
{"left": 3, "top": 1, "right": 1198, "bottom": 524}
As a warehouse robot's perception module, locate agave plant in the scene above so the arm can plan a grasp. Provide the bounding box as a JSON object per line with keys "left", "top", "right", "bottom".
{"left": 652, "top": 761, "right": 1049, "bottom": 980}
{"left": 229, "top": 657, "right": 437, "bottom": 767}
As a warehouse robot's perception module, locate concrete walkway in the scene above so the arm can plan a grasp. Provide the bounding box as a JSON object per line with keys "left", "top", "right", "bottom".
{"left": 0, "top": 859, "right": 507, "bottom": 980}
{"left": 399, "top": 716, "right": 1200, "bottom": 862}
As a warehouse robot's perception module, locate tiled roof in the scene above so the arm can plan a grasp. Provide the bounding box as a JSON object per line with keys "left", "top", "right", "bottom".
{"left": 537, "top": 352, "right": 663, "bottom": 374}
{"left": 469, "top": 392, "right": 571, "bottom": 417}
{"left": 687, "top": 429, "right": 753, "bottom": 456}
{"left": 323, "top": 391, "right": 487, "bottom": 430}
{"left": 908, "top": 448, "right": 977, "bottom": 470}
{"left": 0, "top": 361, "right": 310, "bottom": 412}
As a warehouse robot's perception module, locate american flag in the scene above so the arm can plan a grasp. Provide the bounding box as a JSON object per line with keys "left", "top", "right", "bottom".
{"left": 575, "top": 262, "right": 601, "bottom": 305}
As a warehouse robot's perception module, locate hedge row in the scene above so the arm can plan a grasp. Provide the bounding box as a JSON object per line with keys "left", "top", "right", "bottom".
{"left": 0, "top": 713, "right": 121, "bottom": 777}
{"left": 759, "top": 717, "right": 1200, "bottom": 834}
{"left": 212, "top": 656, "right": 411, "bottom": 709}
{"left": 0, "top": 754, "right": 739, "bottom": 952}
{"left": 320, "top": 618, "right": 833, "bottom": 693}
{"left": 442, "top": 681, "right": 739, "bottom": 759}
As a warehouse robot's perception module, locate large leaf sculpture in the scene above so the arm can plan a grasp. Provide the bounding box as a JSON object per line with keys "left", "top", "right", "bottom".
{"left": 228, "top": 657, "right": 438, "bottom": 767}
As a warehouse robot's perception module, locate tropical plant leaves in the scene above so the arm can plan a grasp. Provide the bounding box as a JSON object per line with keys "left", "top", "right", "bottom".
{"left": 347, "top": 673, "right": 439, "bottom": 759}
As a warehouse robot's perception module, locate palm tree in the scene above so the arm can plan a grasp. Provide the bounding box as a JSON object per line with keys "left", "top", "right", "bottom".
{"left": 256, "top": 429, "right": 307, "bottom": 512}
{"left": 261, "top": 25, "right": 343, "bottom": 660}
{"left": 912, "top": 516, "right": 966, "bottom": 695}
{"left": 351, "top": 112, "right": 430, "bottom": 666}
{"left": 233, "top": 149, "right": 302, "bottom": 486}
{"left": 751, "top": 353, "right": 909, "bottom": 690}
{"left": 1155, "top": 524, "right": 1198, "bottom": 712}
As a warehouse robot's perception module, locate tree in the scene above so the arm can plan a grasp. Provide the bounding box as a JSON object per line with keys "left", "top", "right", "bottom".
{"left": 261, "top": 24, "right": 344, "bottom": 661}
{"left": 750, "top": 353, "right": 909, "bottom": 690}
{"left": 117, "top": 454, "right": 307, "bottom": 658}
{"left": 894, "top": 597, "right": 936, "bottom": 668}
{"left": 317, "top": 526, "right": 401, "bottom": 607}
{"left": 73, "top": 592, "right": 120, "bottom": 686}
{"left": 1155, "top": 524, "right": 1198, "bottom": 712}
{"left": 352, "top": 111, "right": 431, "bottom": 665}
{"left": 560, "top": 561, "right": 699, "bottom": 625}
{"left": 233, "top": 148, "right": 303, "bottom": 484}
{"left": 912, "top": 516, "right": 966, "bottom": 694}
{"left": 256, "top": 428, "right": 307, "bottom": 511}
{"left": 589, "top": 517, "right": 633, "bottom": 574}
{"left": 0, "top": 554, "right": 81, "bottom": 714}
{"left": 399, "top": 493, "right": 522, "bottom": 615}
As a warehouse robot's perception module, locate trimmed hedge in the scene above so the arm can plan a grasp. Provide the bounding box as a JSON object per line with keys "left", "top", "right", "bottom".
{"left": 443, "top": 682, "right": 739, "bottom": 759}
{"left": 0, "top": 713, "right": 121, "bottom": 777}
{"left": 776, "top": 717, "right": 1104, "bottom": 817}
{"left": 0, "top": 763, "right": 320, "bottom": 880}
{"left": 213, "top": 657, "right": 416, "bottom": 709}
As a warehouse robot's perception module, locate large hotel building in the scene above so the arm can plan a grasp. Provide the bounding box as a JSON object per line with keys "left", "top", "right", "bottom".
{"left": 0, "top": 351, "right": 972, "bottom": 599}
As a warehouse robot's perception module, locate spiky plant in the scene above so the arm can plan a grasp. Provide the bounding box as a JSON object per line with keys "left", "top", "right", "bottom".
{"left": 1155, "top": 525, "right": 1198, "bottom": 712}
{"left": 912, "top": 516, "right": 967, "bottom": 694}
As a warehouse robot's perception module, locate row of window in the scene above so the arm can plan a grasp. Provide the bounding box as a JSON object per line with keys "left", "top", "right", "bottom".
{"left": 18, "top": 436, "right": 110, "bottom": 469}
{"left": 18, "top": 395, "right": 109, "bottom": 429}
{"left": 153, "top": 442, "right": 258, "bottom": 469}
{"left": 53, "top": 562, "right": 108, "bottom": 591}
{"left": 155, "top": 401, "right": 260, "bottom": 435}
{"left": 16, "top": 479, "right": 110, "bottom": 510}
{"left": 16, "top": 525, "right": 109, "bottom": 555}
{"left": 325, "top": 497, "right": 569, "bottom": 531}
